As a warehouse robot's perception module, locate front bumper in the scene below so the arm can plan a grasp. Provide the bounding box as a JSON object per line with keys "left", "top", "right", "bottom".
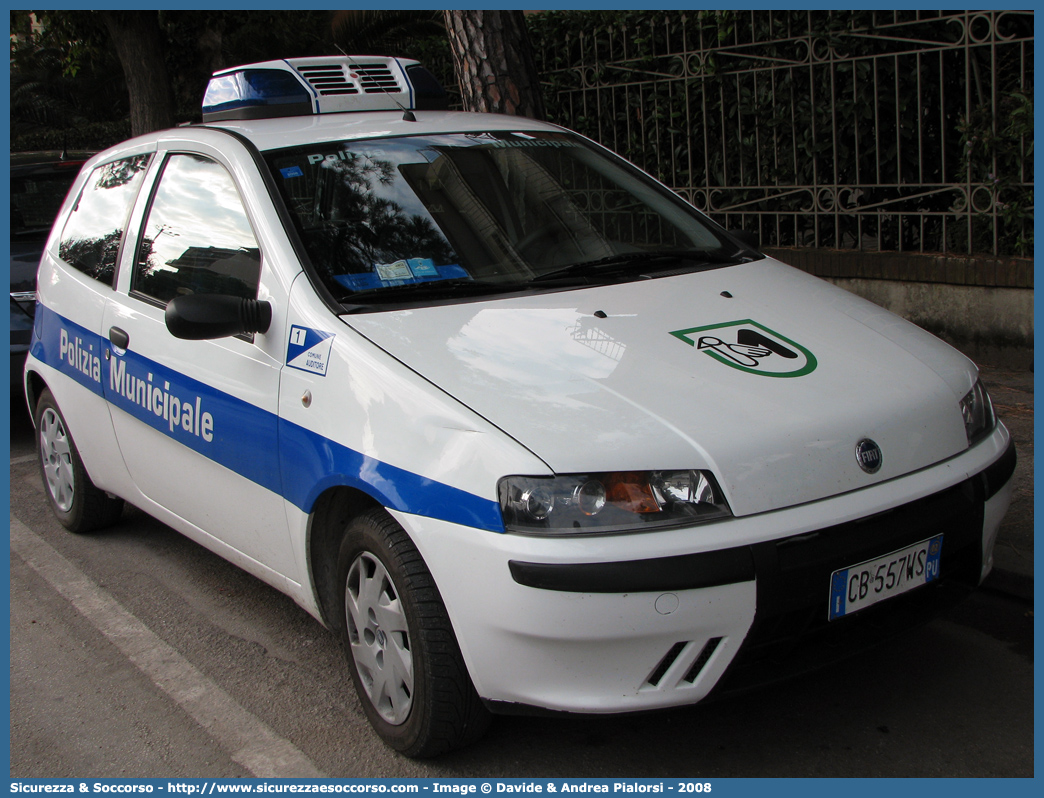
{"left": 398, "top": 425, "right": 1015, "bottom": 715}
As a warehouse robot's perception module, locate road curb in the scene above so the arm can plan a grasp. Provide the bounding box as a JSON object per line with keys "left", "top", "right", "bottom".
{"left": 983, "top": 567, "right": 1033, "bottom": 603}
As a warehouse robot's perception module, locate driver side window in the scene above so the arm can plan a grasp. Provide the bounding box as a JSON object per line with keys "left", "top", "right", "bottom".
{"left": 133, "top": 153, "right": 261, "bottom": 305}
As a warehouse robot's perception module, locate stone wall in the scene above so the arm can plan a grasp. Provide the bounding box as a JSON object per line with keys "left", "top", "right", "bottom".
{"left": 765, "top": 248, "right": 1034, "bottom": 369}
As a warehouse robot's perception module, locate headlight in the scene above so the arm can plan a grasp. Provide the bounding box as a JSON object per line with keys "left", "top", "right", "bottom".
{"left": 498, "top": 470, "right": 732, "bottom": 535}
{"left": 960, "top": 379, "right": 995, "bottom": 445}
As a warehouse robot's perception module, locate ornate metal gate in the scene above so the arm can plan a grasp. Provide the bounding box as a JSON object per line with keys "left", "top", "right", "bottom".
{"left": 532, "top": 10, "right": 1033, "bottom": 256}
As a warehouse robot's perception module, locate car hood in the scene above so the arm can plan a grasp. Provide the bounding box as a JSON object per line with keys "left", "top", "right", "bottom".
{"left": 344, "top": 258, "right": 976, "bottom": 517}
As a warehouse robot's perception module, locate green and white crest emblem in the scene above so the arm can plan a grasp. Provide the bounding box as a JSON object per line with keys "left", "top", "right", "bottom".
{"left": 670, "top": 319, "right": 817, "bottom": 378}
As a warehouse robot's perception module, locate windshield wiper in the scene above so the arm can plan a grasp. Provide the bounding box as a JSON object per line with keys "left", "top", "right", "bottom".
{"left": 336, "top": 249, "right": 752, "bottom": 311}
{"left": 526, "top": 249, "right": 748, "bottom": 284}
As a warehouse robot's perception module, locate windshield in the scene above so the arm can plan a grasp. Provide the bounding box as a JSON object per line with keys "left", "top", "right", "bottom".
{"left": 264, "top": 130, "right": 755, "bottom": 307}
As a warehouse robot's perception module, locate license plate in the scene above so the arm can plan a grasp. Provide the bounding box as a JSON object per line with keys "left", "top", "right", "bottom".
{"left": 828, "top": 535, "right": 943, "bottom": 620}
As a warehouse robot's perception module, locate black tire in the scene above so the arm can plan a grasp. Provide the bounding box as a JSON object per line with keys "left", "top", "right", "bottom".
{"left": 334, "top": 509, "right": 490, "bottom": 757}
{"left": 35, "top": 389, "right": 124, "bottom": 533}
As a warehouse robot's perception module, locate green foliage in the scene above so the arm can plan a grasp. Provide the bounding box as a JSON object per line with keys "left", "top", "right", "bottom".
{"left": 331, "top": 10, "right": 443, "bottom": 56}
{"left": 10, "top": 10, "right": 127, "bottom": 146}
{"left": 10, "top": 10, "right": 337, "bottom": 142}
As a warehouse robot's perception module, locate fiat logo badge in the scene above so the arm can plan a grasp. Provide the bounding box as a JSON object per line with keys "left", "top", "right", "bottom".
{"left": 855, "top": 439, "right": 883, "bottom": 474}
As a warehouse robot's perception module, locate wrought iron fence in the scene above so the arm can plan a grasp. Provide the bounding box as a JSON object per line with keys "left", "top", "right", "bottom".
{"left": 531, "top": 10, "right": 1034, "bottom": 257}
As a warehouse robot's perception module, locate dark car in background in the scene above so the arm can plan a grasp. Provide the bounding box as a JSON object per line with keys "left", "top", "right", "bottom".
{"left": 10, "top": 151, "right": 92, "bottom": 388}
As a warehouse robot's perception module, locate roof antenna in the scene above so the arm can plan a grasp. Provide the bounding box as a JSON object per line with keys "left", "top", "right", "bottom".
{"left": 334, "top": 46, "right": 416, "bottom": 122}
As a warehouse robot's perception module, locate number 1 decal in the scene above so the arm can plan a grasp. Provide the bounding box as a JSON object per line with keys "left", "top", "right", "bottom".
{"left": 287, "top": 325, "right": 335, "bottom": 376}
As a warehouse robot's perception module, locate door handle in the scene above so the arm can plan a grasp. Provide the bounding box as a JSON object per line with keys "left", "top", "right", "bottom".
{"left": 109, "top": 326, "right": 130, "bottom": 350}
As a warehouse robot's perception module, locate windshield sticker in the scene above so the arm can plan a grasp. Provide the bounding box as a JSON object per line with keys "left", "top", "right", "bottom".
{"left": 333, "top": 261, "right": 469, "bottom": 293}
{"left": 375, "top": 260, "right": 414, "bottom": 282}
{"left": 670, "top": 319, "right": 817, "bottom": 378}
{"left": 287, "top": 325, "right": 334, "bottom": 376}
{"left": 407, "top": 257, "right": 439, "bottom": 277}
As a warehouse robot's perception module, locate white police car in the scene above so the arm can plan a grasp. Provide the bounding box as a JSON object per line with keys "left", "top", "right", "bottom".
{"left": 25, "top": 56, "right": 1016, "bottom": 757}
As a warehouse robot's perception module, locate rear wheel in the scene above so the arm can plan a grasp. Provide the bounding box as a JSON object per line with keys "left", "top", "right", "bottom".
{"left": 335, "top": 509, "right": 490, "bottom": 757}
{"left": 35, "top": 389, "right": 124, "bottom": 533}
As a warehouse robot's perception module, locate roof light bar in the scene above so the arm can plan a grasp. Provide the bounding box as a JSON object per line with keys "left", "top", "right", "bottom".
{"left": 202, "top": 56, "right": 448, "bottom": 122}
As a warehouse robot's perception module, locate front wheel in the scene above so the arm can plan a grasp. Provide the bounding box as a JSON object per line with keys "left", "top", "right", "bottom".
{"left": 35, "top": 388, "right": 124, "bottom": 533}
{"left": 335, "top": 509, "right": 490, "bottom": 757}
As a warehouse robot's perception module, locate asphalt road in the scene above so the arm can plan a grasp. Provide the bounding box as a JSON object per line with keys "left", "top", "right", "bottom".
{"left": 9, "top": 401, "right": 1034, "bottom": 778}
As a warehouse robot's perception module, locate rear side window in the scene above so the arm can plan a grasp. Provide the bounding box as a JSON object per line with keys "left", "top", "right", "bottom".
{"left": 132, "top": 153, "right": 261, "bottom": 305}
{"left": 58, "top": 154, "right": 152, "bottom": 284}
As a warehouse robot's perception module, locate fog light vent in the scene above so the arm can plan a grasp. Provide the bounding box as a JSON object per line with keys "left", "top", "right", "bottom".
{"left": 683, "top": 637, "right": 722, "bottom": 684}
{"left": 646, "top": 642, "right": 687, "bottom": 687}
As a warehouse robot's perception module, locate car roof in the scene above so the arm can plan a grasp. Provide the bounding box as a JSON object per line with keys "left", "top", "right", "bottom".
{"left": 201, "top": 109, "right": 566, "bottom": 153}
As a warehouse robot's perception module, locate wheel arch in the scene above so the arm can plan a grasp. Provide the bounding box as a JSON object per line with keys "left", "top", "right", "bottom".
{"left": 24, "top": 368, "right": 47, "bottom": 422}
{"left": 318, "top": 491, "right": 491, "bottom": 754}
{"left": 307, "top": 484, "right": 385, "bottom": 628}
{"left": 24, "top": 367, "right": 116, "bottom": 491}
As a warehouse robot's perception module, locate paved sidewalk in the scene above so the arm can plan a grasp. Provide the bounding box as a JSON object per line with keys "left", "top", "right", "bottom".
{"left": 978, "top": 363, "right": 1034, "bottom": 602}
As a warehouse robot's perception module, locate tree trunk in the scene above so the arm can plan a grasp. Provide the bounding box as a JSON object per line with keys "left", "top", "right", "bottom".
{"left": 443, "top": 10, "right": 545, "bottom": 120}
{"left": 100, "top": 11, "right": 175, "bottom": 136}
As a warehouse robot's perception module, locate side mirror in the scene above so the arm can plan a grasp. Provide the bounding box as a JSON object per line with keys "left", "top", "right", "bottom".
{"left": 165, "top": 294, "right": 272, "bottom": 340}
{"left": 729, "top": 229, "right": 760, "bottom": 251}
